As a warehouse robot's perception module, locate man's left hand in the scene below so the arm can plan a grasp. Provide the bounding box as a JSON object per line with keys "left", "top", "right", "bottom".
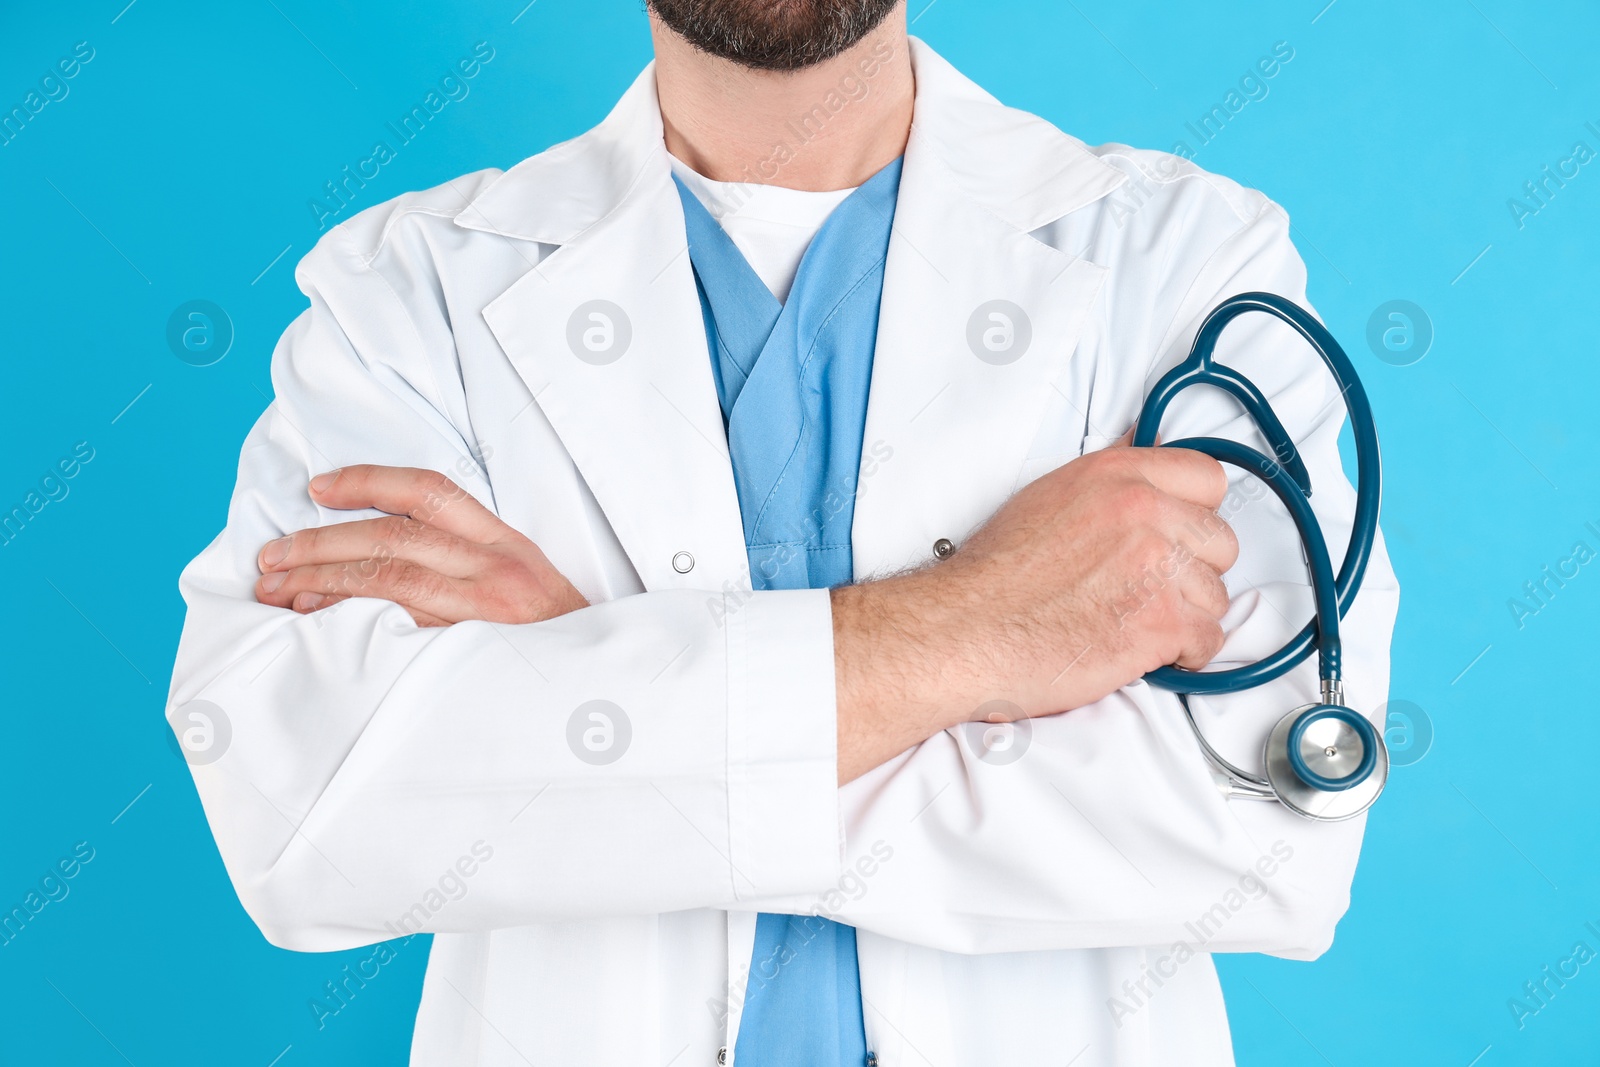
{"left": 254, "top": 464, "right": 588, "bottom": 627}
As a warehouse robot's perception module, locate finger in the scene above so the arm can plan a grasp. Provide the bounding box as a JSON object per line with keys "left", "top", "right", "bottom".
{"left": 407, "top": 609, "right": 453, "bottom": 628}
{"left": 1115, "top": 448, "right": 1227, "bottom": 510}
{"left": 259, "top": 515, "right": 488, "bottom": 578}
{"left": 287, "top": 589, "right": 348, "bottom": 612}
{"left": 1171, "top": 605, "right": 1226, "bottom": 671}
{"left": 288, "top": 589, "right": 452, "bottom": 628}
{"left": 307, "top": 465, "right": 510, "bottom": 544}
{"left": 1178, "top": 561, "right": 1230, "bottom": 621}
{"left": 1163, "top": 503, "right": 1239, "bottom": 574}
{"left": 256, "top": 558, "right": 484, "bottom": 623}
{"left": 287, "top": 589, "right": 453, "bottom": 628}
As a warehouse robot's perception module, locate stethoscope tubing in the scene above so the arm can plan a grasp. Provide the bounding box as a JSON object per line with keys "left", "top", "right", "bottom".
{"left": 1133, "top": 292, "right": 1383, "bottom": 696}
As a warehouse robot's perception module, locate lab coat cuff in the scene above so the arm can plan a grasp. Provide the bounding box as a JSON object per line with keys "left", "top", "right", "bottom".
{"left": 725, "top": 588, "right": 842, "bottom": 900}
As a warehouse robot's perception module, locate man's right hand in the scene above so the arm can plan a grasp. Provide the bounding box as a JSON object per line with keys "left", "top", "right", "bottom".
{"left": 832, "top": 446, "right": 1238, "bottom": 782}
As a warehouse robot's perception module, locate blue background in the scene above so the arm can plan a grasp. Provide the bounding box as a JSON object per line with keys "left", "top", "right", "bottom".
{"left": 2, "top": 1, "right": 1597, "bottom": 1064}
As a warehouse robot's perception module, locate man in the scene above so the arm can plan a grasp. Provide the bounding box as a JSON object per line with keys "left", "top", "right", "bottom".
{"left": 170, "top": 2, "right": 1398, "bottom": 1064}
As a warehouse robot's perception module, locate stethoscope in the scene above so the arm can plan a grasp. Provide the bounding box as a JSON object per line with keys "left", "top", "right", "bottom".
{"left": 1133, "top": 292, "right": 1386, "bottom": 822}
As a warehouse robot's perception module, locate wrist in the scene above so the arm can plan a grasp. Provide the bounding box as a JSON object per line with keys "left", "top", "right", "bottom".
{"left": 830, "top": 566, "right": 985, "bottom": 781}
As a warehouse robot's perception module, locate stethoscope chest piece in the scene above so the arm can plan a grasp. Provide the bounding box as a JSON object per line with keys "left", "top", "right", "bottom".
{"left": 1263, "top": 704, "right": 1388, "bottom": 822}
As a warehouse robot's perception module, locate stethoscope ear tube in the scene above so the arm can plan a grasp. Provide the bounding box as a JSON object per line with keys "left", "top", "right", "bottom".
{"left": 1135, "top": 293, "right": 1387, "bottom": 820}
{"left": 1146, "top": 435, "right": 1344, "bottom": 691}
{"left": 1135, "top": 292, "right": 1382, "bottom": 696}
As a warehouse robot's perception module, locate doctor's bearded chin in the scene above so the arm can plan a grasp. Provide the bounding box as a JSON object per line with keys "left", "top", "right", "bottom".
{"left": 644, "top": 0, "right": 905, "bottom": 70}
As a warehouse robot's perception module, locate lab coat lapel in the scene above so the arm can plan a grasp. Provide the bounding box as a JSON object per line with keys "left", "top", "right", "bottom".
{"left": 857, "top": 39, "right": 1120, "bottom": 575}
{"left": 479, "top": 92, "right": 749, "bottom": 593}
{"left": 853, "top": 127, "right": 1114, "bottom": 577}
{"left": 471, "top": 40, "right": 1129, "bottom": 589}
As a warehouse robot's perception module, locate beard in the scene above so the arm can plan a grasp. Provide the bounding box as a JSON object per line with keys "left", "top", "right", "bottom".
{"left": 647, "top": 0, "right": 902, "bottom": 71}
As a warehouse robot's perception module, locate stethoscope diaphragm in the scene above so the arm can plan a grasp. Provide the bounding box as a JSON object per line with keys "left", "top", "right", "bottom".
{"left": 1263, "top": 704, "right": 1388, "bottom": 821}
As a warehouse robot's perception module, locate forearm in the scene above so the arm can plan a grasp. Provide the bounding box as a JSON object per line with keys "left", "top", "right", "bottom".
{"left": 756, "top": 561, "right": 1399, "bottom": 959}
{"left": 831, "top": 442, "right": 1234, "bottom": 784}
{"left": 173, "top": 420, "right": 845, "bottom": 950}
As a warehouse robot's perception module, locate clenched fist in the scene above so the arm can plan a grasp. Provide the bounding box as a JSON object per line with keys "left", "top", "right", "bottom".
{"left": 832, "top": 445, "right": 1238, "bottom": 781}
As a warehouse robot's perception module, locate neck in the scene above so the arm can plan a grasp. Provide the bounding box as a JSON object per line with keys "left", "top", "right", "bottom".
{"left": 650, "top": 12, "right": 914, "bottom": 191}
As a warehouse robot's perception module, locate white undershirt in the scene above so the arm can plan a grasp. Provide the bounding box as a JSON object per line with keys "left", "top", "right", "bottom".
{"left": 670, "top": 154, "right": 859, "bottom": 303}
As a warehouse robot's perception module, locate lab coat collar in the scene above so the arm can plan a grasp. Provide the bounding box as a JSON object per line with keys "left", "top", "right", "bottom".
{"left": 455, "top": 37, "right": 1127, "bottom": 245}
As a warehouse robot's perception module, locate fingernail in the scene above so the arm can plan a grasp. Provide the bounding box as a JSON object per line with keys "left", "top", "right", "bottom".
{"left": 260, "top": 571, "right": 287, "bottom": 593}
{"left": 260, "top": 536, "right": 292, "bottom": 569}
{"left": 309, "top": 469, "right": 342, "bottom": 493}
{"left": 294, "top": 592, "right": 330, "bottom": 612}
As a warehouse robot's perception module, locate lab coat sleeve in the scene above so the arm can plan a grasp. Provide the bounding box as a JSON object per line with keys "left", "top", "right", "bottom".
{"left": 168, "top": 222, "right": 842, "bottom": 952}
{"left": 737, "top": 198, "right": 1399, "bottom": 961}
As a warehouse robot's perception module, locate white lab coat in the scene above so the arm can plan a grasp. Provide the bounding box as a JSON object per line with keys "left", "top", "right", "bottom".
{"left": 170, "top": 38, "right": 1398, "bottom": 1067}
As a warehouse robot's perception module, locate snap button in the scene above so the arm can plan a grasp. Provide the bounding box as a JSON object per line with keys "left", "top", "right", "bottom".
{"left": 932, "top": 537, "right": 954, "bottom": 560}
{"left": 673, "top": 551, "right": 695, "bottom": 574}
{"left": 716, "top": 1047, "right": 728, "bottom": 1065}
